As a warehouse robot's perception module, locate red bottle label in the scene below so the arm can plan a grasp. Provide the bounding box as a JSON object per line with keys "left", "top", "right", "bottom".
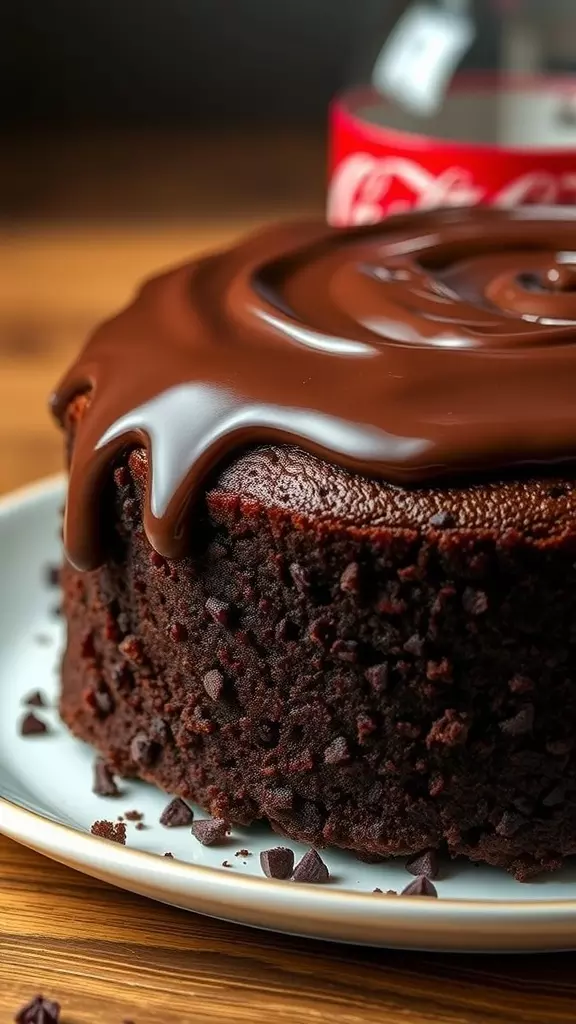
{"left": 329, "top": 87, "right": 576, "bottom": 226}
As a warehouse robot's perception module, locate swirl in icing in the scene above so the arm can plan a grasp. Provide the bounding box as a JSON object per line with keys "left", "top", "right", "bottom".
{"left": 52, "top": 206, "right": 576, "bottom": 570}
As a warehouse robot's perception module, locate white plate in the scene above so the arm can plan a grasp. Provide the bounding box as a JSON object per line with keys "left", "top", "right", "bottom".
{"left": 3, "top": 478, "right": 576, "bottom": 951}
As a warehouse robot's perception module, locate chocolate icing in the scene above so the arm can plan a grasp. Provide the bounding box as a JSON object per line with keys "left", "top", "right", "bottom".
{"left": 52, "top": 206, "right": 576, "bottom": 570}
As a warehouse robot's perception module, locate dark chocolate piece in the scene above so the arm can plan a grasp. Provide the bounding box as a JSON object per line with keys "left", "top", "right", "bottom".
{"left": 160, "top": 798, "right": 193, "bottom": 827}
{"left": 405, "top": 849, "right": 439, "bottom": 880}
{"left": 292, "top": 849, "right": 329, "bottom": 884}
{"left": 191, "top": 818, "right": 228, "bottom": 846}
{"left": 92, "top": 758, "right": 120, "bottom": 797}
{"left": 401, "top": 875, "right": 438, "bottom": 897}
{"left": 15, "top": 995, "right": 60, "bottom": 1024}
{"left": 20, "top": 713, "right": 48, "bottom": 737}
{"left": 259, "top": 847, "right": 295, "bottom": 879}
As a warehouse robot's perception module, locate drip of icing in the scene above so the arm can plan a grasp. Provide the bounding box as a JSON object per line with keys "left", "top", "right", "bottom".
{"left": 52, "top": 207, "right": 576, "bottom": 570}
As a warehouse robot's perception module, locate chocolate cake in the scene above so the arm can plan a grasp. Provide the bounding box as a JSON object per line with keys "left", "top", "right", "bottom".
{"left": 53, "top": 208, "right": 576, "bottom": 879}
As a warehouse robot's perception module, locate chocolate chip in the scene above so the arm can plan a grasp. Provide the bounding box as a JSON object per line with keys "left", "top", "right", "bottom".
{"left": 401, "top": 875, "right": 438, "bottom": 897}
{"left": 92, "top": 758, "right": 120, "bottom": 797}
{"left": 405, "top": 849, "right": 439, "bottom": 880}
{"left": 330, "top": 639, "right": 358, "bottom": 662}
{"left": 260, "top": 846, "right": 294, "bottom": 879}
{"left": 15, "top": 995, "right": 60, "bottom": 1024}
{"left": 499, "top": 704, "right": 534, "bottom": 737}
{"left": 169, "top": 622, "right": 188, "bottom": 642}
{"left": 23, "top": 690, "right": 47, "bottom": 708}
{"left": 289, "top": 562, "right": 311, "bottom": 595}
{"left": 203, "top": 669, "right": 225, "bottom": 700}
{"left": 20, "top": 712, "right": 49, "bottom": 737}
{"left": 364, "top": 663, "right": 388, "bottom": 692}
{"left": 462, "top": 588, "right": 488, "bottom": 616}
{"left": 428, "top": 510, "right": 455, "bottom": 528}
{"left": 205, "top": 596, "right": 231, "bottom": 627}
{"left": 403, "top": 633, "right": 425, "bottom": 657}
{"left": 90, "top": 819, "right": 126, "bottom": 844}
{"left": 340, "top": 562, "right": 361, "bottom": 593}
{"left": 292, "top": 849, "right": 329, "bottom": 884}
{"left": 130, "top": 731, "right": 157, "bottom": 768}
{"left": 191, "top": 818, "right": 228, "bottom": 846}
{"left": 323, "top": 736, "right": 351, "bottom": 766}
{"left": 160, "top": 797, "right": 193, "bottom": 827}
{"left": 124, "top": 809, "right": 143, "bottom": 821}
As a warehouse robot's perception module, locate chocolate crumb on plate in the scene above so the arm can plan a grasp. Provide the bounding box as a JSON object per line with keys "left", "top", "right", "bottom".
{"left": 92, "top": 757, "right": 120, "bottom": 797}
{"left": 405, "top": 848, "right": 439, "bottom": 880}
{"left": 292, "top": 849, "right": 330, "bottom": 884}
{"left": 401, "top": 875, "right": 438, "bottom": 897}
{"left": 124, "top": 809, "right": 143, "bottom": 821}
{"left": 15, "top": 995, "right": 60, "bottom": 1024}
{"left": 160, "top": 797, "right": 193, "bottom": 827}
{"left": 164, "top": 852, "right": 174, "bottom": 858}
{"left": 191, "top": 818, "right": 228, "bottom": 846}
{"left": 23, "top": 690, "right": 47, "bottom": 708}
{"left": 90, "top": 819, "right": 127, "bottom": 845}
{"left": 222, "top": 859, "right": 232, "bottom": 867}
{"left": 235, "top": 848, "right": 251, "bottom": 857}
{"left": 20, "top": 712, "right": 49, "bottom": 737}
{"left": 44, "top": 564, "right": 61, "bottom": 588}
{"left": 373, "top": 888, "right": 398, "bottom": 895}
{"left": 260, "top": 846, "right": 294, "bottom": 879}
{"left": 135, "top": 821, "right": 146, "bottom": 830}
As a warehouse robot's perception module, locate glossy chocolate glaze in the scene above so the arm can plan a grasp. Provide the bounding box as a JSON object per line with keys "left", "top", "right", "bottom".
{"left": 52, "top": 207, "right": 576, "bottom": 570}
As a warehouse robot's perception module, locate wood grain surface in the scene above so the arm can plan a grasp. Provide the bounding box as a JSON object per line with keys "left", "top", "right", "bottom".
{"left": 0, "top": 130, "right": 574, "bottom": 1023}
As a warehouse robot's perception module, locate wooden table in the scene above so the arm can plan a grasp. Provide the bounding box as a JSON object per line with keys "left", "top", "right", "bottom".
{"left": 0, "top": 131, "right": 574, "bottom": 1023}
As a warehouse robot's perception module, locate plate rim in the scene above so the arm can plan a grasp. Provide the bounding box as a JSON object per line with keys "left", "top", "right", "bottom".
{"left": 2, "top": 475, "right": 576, "bottom": 950}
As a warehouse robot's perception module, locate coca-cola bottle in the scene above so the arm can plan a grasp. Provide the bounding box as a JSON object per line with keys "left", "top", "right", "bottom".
{"left": 328, "top": 0, "right": 576, "bottom": 226}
